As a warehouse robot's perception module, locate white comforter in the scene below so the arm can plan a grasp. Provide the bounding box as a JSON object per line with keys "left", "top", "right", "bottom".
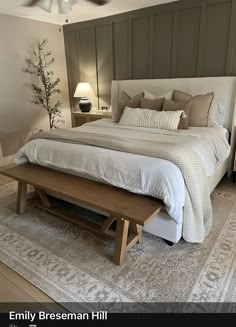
{"left": 15, "top": 119, "right": 230, "bottom": 225}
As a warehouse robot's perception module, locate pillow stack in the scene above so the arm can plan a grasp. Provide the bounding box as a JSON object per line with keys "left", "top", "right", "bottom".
{"left": 116, "top": 88, "right": 224, "bottom": 130}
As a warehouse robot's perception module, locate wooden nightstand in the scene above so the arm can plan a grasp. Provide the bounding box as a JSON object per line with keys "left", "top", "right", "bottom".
{"left": 73, "top": 110, "right": 112, "bottom": 127}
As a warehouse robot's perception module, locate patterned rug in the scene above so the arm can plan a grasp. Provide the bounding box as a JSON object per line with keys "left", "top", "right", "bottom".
{"left": 0, "top": 180, "right": 236, "bottom": 312}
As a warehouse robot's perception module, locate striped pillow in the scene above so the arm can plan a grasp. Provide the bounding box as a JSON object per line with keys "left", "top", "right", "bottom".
{"left": 119, "top": 107, "right": 184, "bottom": 130}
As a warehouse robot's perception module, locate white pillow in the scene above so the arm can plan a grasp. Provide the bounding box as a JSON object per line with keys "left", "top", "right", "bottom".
{"left": 119, "top": 107, "right": 184, "bottom": 131}
{"left": 144, "top": 90, "right": 173, "bottom": 100}
{"left": 207, "top": 100, "right": 225, "bottom": 127}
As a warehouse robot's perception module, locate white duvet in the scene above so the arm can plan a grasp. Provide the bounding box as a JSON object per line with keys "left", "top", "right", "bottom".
{"left": 15, "top": 119, "right": 230, "bottom": 225}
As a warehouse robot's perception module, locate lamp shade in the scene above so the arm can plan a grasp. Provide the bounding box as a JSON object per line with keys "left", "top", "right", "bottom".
{"left": 74, "top": 82, "right": 95, "bottom": 98}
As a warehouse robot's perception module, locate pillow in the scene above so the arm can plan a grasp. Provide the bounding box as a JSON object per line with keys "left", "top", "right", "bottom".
{"left": 140, "top": 97, "right": 165, "bottom": 111}
{"left": 173, "top": 90, "right": 214, "bottom": 127}
{"left": 144, "top": 90, "right": 172, "bottom": 100}
{"left": 119, "top": 106, "right": 184, "bottom": 131}
{"left": 162, "top": 99, "right": 192, "bottom": 129}
{"left": 207, "top": 100, "right": 225, "bottom": 127}
{"left": 114, "top": 91, "right": 144, "bottom": 123}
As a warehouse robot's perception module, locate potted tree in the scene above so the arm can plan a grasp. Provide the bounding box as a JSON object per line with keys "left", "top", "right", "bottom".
{"left": 24, "top": 39, "right": 64, "bottom": 129}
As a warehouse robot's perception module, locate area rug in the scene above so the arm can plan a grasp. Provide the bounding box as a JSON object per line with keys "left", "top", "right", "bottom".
{"left": 0, "top": 180, "right": 236, "bottom": 312}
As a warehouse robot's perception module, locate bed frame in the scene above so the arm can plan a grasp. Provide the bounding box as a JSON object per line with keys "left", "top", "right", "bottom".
{"left": 2, "top": 77, "right": 236, "bottom": 255}
{"left": 111, "top": 77, "right": 236, "bottom": 243}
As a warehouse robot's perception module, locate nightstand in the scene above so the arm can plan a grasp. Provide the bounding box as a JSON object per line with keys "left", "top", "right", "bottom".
{"left": 232, "top": 126, "right": 236, "bottom": 183}
{"left": 73, "top": 110, "right": 112, "bottom": 127}
{"left": 233, "top": 157, "right": 236, "bottom": 183}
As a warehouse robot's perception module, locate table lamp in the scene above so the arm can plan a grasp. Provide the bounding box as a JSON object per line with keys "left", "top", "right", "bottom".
{"left": 74, "top": 82, "right": 95, "bottom": 112}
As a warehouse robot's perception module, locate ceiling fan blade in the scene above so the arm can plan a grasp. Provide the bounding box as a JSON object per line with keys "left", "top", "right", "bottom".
{"left": 23, "top": 0, "right": 53, "bottom": 12}
{"left": 86, "top": 0, "right": 109, "bottom": 5}
{"left": 23, "top": 0, "right": 109, "bottom": 15}
{"left": 23, "top": 0, "right": 42, "bottom": 6}
{"left": 38, "top": 0, "right": 53, "bottom": 12}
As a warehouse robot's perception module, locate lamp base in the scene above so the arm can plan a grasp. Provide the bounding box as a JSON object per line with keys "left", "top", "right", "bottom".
{"left": 79, "top": 97, "right": 92, "bottom": 112}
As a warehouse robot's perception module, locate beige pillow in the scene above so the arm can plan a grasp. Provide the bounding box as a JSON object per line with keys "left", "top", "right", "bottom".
{"left": 162, "top": 99, "right": 192, "bottom": 129}
{"left": 140, "top": 97, "right": 165, "bottom": 111}
{"left": 144, "top": 90, "right": 173, "bottom": 100}
{"left": 115, "top": 91, "right": 144, "bottom": 123}
{"left": 173, "top": 90, "right": 214, "bottom": 127}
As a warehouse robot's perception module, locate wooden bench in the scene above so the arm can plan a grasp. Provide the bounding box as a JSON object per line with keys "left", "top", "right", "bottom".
{"left": 1, "top": 163, "right": 163, "bottom": 265}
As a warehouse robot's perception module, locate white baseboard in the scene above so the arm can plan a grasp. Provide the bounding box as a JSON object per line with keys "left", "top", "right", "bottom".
{"left": 0, "top": 155, "right": 15, "bottom": 167}
{"left": 0, "top": 142, "right": 15, "bottom": 167}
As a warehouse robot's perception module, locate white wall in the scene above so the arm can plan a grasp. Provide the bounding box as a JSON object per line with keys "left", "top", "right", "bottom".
{"left": 0, "top": 14, "right": 71, "bottom": 166}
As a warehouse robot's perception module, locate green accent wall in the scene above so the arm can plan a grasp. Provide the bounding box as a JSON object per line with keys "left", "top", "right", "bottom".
{"left": 64, "top": 0, "right": 236, "bottom": 118}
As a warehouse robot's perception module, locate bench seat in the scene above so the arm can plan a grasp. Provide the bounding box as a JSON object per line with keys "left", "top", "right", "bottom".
{"left": 1, "top": 163, "right": 163, "bottom": 265}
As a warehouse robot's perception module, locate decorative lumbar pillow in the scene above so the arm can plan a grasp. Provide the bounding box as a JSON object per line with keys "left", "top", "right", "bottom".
{"left": 114, "top": 91, "right": 144, "bottom": 123}
{"left": 173, "top": 90, "right": 214, "bottom": 127}
{"left": 144, "top": 90, "right": 173, "bottom": 100}
{"left": 162, "top": 99, "right": 192, "bottom": 129}
{"left": 207, "top": 100, "right": 225, "bottom": 127}
{"left": 119, "top": 106, "right": 184, "bottom": 131}
{"left": 140, "top": 97, "right": 165, "bottom": 111}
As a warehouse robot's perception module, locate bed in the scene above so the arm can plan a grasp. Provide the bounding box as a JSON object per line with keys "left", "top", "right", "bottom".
{"left": 15, "top": 77, "right": 236, "bottom": 244}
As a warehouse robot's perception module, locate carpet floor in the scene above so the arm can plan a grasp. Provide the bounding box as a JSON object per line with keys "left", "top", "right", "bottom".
{"left": 0, "top": 180, "right": 236, "bottom": 312}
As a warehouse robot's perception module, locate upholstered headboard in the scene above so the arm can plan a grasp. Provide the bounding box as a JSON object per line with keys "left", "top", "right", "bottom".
{"left": 111, "top": 77, "right": 236, "bottom": 131}
{"left": 111, "top": 76, "right": 236, "bottom": 172}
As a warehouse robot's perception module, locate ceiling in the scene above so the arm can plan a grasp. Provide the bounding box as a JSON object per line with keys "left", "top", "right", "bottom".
{"left": 0, "top": 0, "right": 177, "bottom": 25}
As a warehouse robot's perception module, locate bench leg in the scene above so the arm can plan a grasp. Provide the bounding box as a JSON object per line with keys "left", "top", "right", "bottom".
{"left": 129, "top": 222, "right": 142, "bottom": 243}
{"left": 35, "top": 188, "right": 51, "bottom": 208}
{"left": 100, "top": 215, "right": 116, "bottom": 232}
{"left": 16, "top": 182, "right": 27, "bottom": 215}
{"left": 113, "top": 218, "right": 129, "bottom": 265}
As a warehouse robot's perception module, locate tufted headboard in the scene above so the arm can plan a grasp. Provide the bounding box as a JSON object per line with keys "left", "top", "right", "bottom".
{"left": 111, "top": 76, "right": 236, "bottom": 132}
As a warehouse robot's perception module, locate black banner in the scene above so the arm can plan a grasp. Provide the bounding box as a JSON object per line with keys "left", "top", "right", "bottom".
{"left": 0, "top": 303, "right": 235, "bottom": 326}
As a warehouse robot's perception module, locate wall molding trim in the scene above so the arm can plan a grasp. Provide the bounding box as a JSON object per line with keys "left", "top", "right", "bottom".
{"left": 64, "top": 0, "right": 236, "bottom": 117}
